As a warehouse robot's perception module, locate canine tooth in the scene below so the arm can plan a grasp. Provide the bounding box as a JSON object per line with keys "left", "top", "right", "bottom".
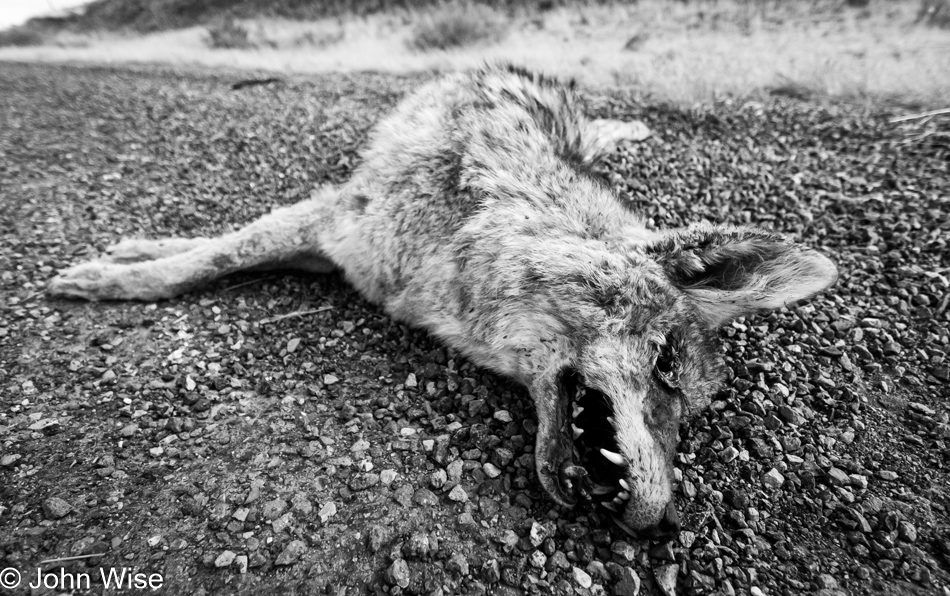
{"left": 591, "top": 483, "right": 615, "bottom": 496}
{"left": 600, "top": 448, "right": 626, "bottom": 466}
{"left": 572, "top": 424, "right": 584, "bottom": 439}
{"left": 619, "top": 479, "right": 630, "bottom": 491}
{"left": 572, "top": 405, "right": 584, "bottom": 418}
{"left": 606, "top": 416, "right": 615, "bottom": 426}
{"left": 576, "top": 386, "right": 586, "bottom": 398}
{"left": 617, "top": 491, "right": 630, "bottom": 501}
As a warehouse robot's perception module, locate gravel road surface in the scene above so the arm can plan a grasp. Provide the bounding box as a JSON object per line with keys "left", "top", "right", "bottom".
{"left": 1, "top": 62, "right": 948, "bottom": 596}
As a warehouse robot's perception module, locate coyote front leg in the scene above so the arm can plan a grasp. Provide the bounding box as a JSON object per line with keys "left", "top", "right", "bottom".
{"left": 48, "top": 190, "right": 339, "bottom": 301}
{"left": 578, "top": 118, "right": 652, "bottom": 164}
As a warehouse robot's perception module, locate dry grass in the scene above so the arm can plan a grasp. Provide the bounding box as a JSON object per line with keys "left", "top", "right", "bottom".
{"left": 1, "top": 0, "right": 948, "bottom": 106}
{"left": 408, "top": 3, "right": 508, "bottom": 51}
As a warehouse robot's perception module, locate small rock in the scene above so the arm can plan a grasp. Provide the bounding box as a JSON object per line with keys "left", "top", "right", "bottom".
{"left": 263, "top": 497, "right": 288, "bottom": 519}
{"left": 654, "top": 564, "right": 678, "bottom": 596}
{"left": 720, "top": 445, "right": 740, "bottom": 463}
{"left": 528, "top": 550, "right": 547, "bottom": 568}
{"left": 762, "top": 468, "right": 785, "bottom": 489}
{"left": 214, "top": 550, "right": 236, "bottom": 568}
{"left": 386, "top": 559, "right": 411, "bottom": 587}
{"left": 429, "top": 469, "right": 447, "bottom": 489}
{"left": 234, "top": 555, "right": 248, "bottom": 574}
{"left": 877, "top": 470, "right": 899, "bottom": 481}
{"left": 42, "top": 497, "right": 72, "bottom": 519}
{"left": 286, "top": 338, "right": 301, "bottom": 353}
{"left": 380, "top": 469, "right": 398, "bottom": 485}
{"left": 483, "top": 559, "right": 501, "bottom": 583}
{"left": 529, "top": 520, "right": 550, "bottom": 547}
{"left": 447, "top": 552, "right": 470, "bottom": 576}
{"left": 413, "top": 488, "right": 438, "bottom": 506}
{"left": 323, "top": 374, "right": 339, "bottom": 385}
{"left": 402, "top": 532, "right": 431, "bottom": 559}
{"left": 318, "top": 501, "right": 336, "bottom": 523}
{"left": 119, "top": 424, "right": 138, "bottom": 437}
{"left": 898, "top": 521, "right": 918, "bottom": 543}
{"left": 572, "top": 566, "right": 592, "bottom": 589}
{"left": 648, "top": 542, "right": 675, "bottom": 562}
{"left": 274, "top": 540, "right": 306, "bottom": 566}
{"left": 827, "top": 467, "right": 850, "bottom": 486}
{"left": 448, "top": 485, "right": 468, "bottom": 502}
{"left": 1, "top": 454, "right": 22, "bottom": 467}
{"left": 366, "top": 525, "right": 389, "bottom": 552}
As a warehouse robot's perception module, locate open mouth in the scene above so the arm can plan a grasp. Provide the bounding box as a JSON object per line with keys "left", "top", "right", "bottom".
{"left": 557, "top": 369, "right": 631, "bottom": 515}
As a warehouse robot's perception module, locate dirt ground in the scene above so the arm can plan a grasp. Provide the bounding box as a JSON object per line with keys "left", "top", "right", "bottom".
{"left": 0, "top": 62, "right": 948, "bottom": 596}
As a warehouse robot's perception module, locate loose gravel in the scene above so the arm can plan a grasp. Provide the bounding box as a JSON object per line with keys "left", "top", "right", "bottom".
{"left": 0, "top": 62, "right": 948, "bottom": 596}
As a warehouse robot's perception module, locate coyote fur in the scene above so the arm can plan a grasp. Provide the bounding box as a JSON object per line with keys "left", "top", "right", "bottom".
{"left": 49, "top": 64, "right": 838, "bottom": 536}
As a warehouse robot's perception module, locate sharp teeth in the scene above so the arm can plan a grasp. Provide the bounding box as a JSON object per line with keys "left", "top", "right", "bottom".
{"left": 576, "top": 385, "right": 586, "bottom": 399}
{"left": 564, "top": 479, "right": 573, "bottom": 491}
{"left": 619, "top": 479, "right": 631, "bottom": 491}
{"left": 606, "top": 416, "right": 615, "bottom": 427}
{"left": 600, "top": 448, "right": 626, "bottom": 466}
{"left": 602, "top": 502, "right": 619, "bottom": 512}
{"left": 617, "top": 491, "right": 630, "bottom": 501}
{"left": 572, "top": 424, "right": 584, "bottom": 439}
{"left": 591, "top": 483, "right": 615, "bottom": 496}
{"left": 612, "top": 496, "right": 625, "bottom": 506}
{"left": 572, "top": 405, "right": 584, "bottom": 418}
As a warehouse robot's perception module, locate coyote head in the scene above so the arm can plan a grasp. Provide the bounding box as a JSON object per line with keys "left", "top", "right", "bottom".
{"left": 530, "top": 224, "right": 838, "bottom": 537}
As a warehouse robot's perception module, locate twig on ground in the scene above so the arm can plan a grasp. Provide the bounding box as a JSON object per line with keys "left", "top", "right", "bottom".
{"left": 260, "top": 306, "right": 334, "bottom": 324}
{"left": 890, "top": 107, "right": 950, "bottom": 123}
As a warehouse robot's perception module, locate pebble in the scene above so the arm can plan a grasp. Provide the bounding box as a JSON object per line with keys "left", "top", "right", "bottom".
{"left": 654, "top": 564, "right": 678, "bottom": 596}
{"left": 318, "top": 501, "right": 337, "bottom": 523}
{"left": 386, "top": 559, "right": 410, "bottom": 587}
{"left": 412, "top": 488, "right": 438, "bottom": 506}
{"left": 572, "top": 566, "right": 593, "bottom": 588}
{"left": 274, "top": 540, "right": 306, "bottom": 566}
{"left": 437, "top": 553, "right": 465, "bottom": 579}
{"left": 528, "top": 550, "right": 547, "bottom": 568}
{"left": 42, "top": 497, "right": 72, "bottom": 519}
{"left": 762, "top": 468, "right": 785, "bottom": 489}
{"left": 429, "top": 469, "right": 447, "bottom": 488}
{"left": 214, "top": 550, "right": 236, "bottom": 568}
{"left": 448, "top": 485, "right": 468, "bottom": 502}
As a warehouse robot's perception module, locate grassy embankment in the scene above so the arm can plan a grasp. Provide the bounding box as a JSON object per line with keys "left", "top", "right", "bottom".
{"left": 1, "top": 0, "right": 949, "bottom": 105}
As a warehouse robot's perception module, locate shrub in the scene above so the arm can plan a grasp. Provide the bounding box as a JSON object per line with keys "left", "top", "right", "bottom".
{"left": 205, "top": 17, "right": 255, "bottom": 49}
{"left": 409, "top": 2, "right": 507, "bottom": 51}
{"left": 0, "top": 25, "right": 48, "bottom": 47}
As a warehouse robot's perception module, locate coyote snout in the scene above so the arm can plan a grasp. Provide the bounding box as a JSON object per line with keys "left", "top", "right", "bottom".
{"left": 48, "top": 64, "right": 838, "bottom": 536}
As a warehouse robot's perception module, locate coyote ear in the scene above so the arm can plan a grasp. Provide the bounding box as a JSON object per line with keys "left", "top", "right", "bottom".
{"left": 646, "top": 224, "right": 838, "bottom": 328}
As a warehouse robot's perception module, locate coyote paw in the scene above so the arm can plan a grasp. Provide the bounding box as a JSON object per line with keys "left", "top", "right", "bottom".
{"left": 48, "top": 261, "right": 128, "bottom": 301}
{"left": 616, "top": 120, "right": 651, "bottom": 143}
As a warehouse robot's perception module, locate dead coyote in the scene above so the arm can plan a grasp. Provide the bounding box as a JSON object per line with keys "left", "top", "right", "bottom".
{"left": 49, "top": 64, "right": 838, "bottom": 537}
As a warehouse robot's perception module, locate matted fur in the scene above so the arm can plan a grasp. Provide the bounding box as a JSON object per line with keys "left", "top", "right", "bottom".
{"left": 49, "top": 64, "right": 838, "bottom": 533}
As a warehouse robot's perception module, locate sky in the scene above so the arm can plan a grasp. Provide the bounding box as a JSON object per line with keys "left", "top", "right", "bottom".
{"left": 1, "top": 0, "right": 93, "bottom": 29}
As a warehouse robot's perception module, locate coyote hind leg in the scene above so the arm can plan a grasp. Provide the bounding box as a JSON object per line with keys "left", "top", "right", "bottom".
{"left": 49, "top": 191, "right": 338, "bottom": 302}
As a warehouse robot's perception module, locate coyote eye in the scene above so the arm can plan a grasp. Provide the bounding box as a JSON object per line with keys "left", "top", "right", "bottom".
{"left": 653, "top": 339, "right": 679, "bottom": 388}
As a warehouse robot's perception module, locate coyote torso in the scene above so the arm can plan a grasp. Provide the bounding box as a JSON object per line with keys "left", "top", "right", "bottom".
{"left": 50, "top": 64, "right": 838, "bottom": 535}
